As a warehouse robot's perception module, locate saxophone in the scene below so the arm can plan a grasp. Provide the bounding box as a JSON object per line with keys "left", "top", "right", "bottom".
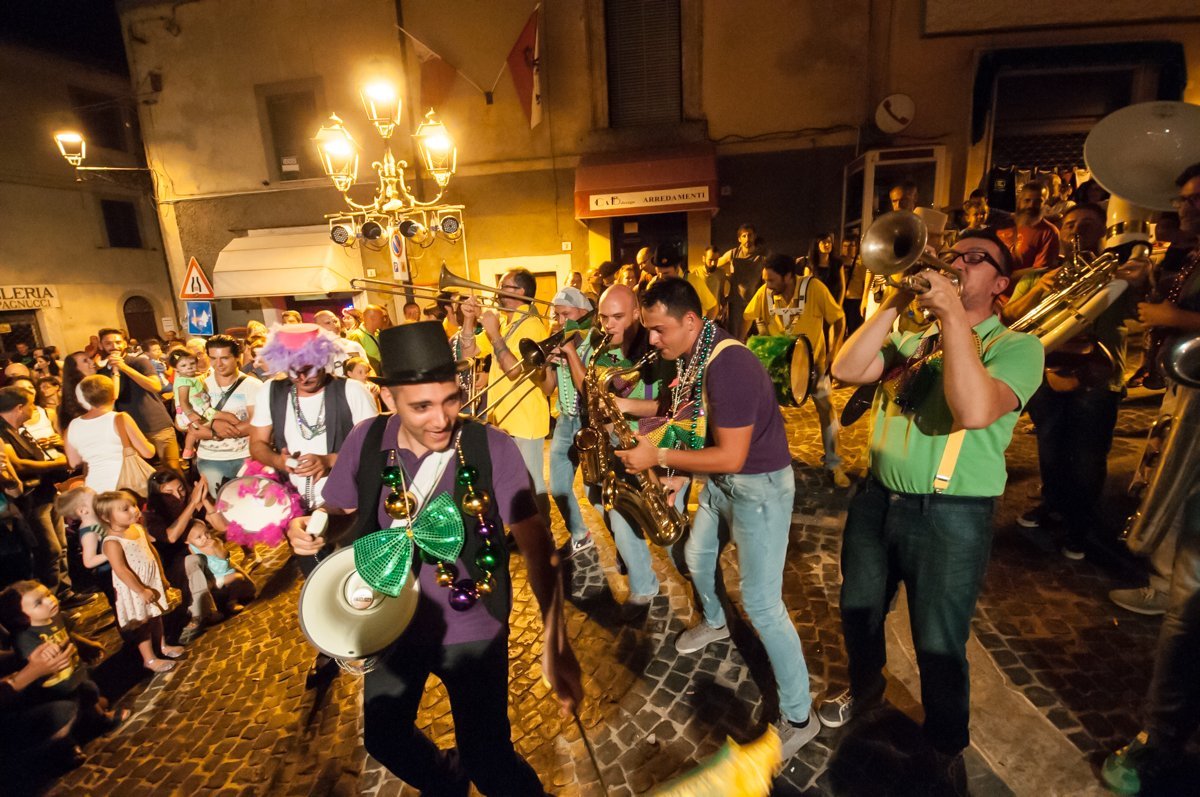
{"left": 573, "top": 340, "right": 689, "bottom": 547}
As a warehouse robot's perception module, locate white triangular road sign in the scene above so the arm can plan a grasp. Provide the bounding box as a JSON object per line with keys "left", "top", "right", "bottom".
{"left": 179, "top": 257, "right": 216, "bottom": 300}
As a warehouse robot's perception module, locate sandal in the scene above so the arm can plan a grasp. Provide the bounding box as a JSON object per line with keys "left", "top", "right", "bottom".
{"left": 160, "top": 645, "right": 186, "bottom": 659}
{"left": 144, "top": 658, "right": 176, "bottom": 673}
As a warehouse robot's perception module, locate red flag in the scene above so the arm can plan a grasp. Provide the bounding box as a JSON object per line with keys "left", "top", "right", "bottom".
{"left": 507, "top": 7, "right": 542, "bottom": 128}
{"left": 410, "top": 37, "right": 458, "bottom": 111}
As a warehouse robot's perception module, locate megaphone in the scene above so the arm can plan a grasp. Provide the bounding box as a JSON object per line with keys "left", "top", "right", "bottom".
{"left": 297, "top": 547, "right": 420, "bottom": 673}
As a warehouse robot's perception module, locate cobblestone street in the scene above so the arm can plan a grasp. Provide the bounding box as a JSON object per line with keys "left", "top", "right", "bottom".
{"left": 41, "top": 385, "right": 1178, "bottom": 797}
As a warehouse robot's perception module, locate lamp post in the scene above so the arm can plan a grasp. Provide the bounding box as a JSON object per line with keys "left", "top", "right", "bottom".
{"left": 53, "top": 131, "right": 152, "bottom": 177}
{"left": 313, "top": 80, "right": 463, "bottom": 249}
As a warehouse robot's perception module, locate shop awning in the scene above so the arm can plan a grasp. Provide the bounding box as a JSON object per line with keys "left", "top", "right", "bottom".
{"left": 213, "top": 230, "right": 363, "bottom": 299}
{"left": 573, "top": 144, "right": 718, "bottom": 219}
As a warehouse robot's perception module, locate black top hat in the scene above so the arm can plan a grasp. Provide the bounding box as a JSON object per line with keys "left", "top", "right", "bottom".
{"left": 369, "top": 321, "right": 462, "bottom": 386}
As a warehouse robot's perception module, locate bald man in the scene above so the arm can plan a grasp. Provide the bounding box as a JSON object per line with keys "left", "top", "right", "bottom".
{"left": 314, "top": 310, "right": 369, "bottom": 375}
{"left": 346, "top": 304, "right": 387, "bottom": 372}
{"left": 555, "top": 284, "right": 674, "bottom": 606}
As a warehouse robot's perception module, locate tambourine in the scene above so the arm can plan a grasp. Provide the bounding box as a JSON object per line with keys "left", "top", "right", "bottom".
{"left": 297, "top": 546, "right": 420, "bottom": 674}
{"left": 214, "top": 472, "right": 302, "bottom": 547}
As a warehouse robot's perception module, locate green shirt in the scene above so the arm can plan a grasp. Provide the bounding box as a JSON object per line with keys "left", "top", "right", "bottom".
{"left": 868, "top": 315, "right": 1044, "bottom": 497}
{"left": 346, "top": 327, "right": 381, "bottom": 369}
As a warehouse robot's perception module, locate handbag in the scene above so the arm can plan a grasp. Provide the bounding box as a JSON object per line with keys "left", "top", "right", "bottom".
{"left": 113, "top": 413, "right": 156, "bottom": 497}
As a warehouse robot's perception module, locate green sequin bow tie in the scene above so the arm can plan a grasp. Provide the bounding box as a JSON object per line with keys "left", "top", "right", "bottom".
{"left": 353, "top": 492, "right": 464, "bottom": 597}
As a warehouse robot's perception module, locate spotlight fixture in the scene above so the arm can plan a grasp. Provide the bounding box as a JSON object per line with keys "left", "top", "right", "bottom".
{"left": 361, "top": 219, "right": 385, "bottom": 241}
{"left": 398, "top": 218, "right": 431, "bottom": 246}
{"left": 436, "top": 214, "right": 462, "bottom": 242}
{"left": 329, "top": 221, "right": 355, "bottom": 245}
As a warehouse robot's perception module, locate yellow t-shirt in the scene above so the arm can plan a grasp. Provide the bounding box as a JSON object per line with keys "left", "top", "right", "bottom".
{"left": 480, "top": 310, "right": 550, "bottom": 439}
{"left": 744, "top": 276, "right": 844, "bottom": 368}
{"left": 687, "top": 268, "right": 718, "bottom": 318}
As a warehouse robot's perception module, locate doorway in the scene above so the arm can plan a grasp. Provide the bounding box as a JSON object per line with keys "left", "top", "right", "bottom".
{"left": 0, "top": 311, "right": 41, "bottom": 358}
{"left": 610, "top": 212, "right": 688, "bottom": 268}
{"left": 123, "top": 295, "right": 159, "bottom": 342}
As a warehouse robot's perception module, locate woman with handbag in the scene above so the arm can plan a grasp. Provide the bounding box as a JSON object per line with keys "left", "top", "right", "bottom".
{"left": 64, "top": 375, "right": 156, "bottom": 496}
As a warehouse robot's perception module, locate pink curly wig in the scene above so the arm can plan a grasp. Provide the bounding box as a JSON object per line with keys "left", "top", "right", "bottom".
{"left": 258, "top": 324, "right": 342, "bottom": 375}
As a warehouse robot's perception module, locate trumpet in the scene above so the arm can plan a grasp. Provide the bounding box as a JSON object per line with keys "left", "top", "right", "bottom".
{"left": 861, "top": 211, "right": 962, "bottom": 295}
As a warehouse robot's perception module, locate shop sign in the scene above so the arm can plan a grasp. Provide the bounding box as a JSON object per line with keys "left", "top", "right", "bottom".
{"left": 0, "top": 285, "right": 61, "bottom": 310}
{"left": 588, "top": 185, "right": 710, "bottom": 212}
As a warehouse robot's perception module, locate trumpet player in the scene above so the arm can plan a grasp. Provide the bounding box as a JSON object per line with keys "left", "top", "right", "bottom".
{"left": 616, "top": 277, "right": 820, "bottom": 759}
{"left": 827, "top": 230, "right": 1043, "bottom": 785}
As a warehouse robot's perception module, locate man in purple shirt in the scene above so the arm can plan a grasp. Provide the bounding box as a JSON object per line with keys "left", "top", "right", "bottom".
{"left": 616, "top": 277, "right": 819, "bottom": 759}
{"left": 286, "top": 321, "right": 581, "bottom": 796}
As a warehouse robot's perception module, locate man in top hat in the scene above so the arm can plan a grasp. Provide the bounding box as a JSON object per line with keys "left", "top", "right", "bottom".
{"left": 287, "top": 321, "right": 582, "bottom": 796}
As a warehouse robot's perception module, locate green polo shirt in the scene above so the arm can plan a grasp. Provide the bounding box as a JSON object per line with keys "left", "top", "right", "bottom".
{"left": 868, "top": 315, "right": 1044, "bottom": 497}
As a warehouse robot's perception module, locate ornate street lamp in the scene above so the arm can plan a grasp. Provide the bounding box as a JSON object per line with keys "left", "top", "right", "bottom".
{"left": 314, "top": 79, "right": 462, "bottom": 248}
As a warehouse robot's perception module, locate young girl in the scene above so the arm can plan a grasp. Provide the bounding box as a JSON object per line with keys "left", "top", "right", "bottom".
{"left": 186, "top": 523, "right": 255, "bottom": 614}
{"left": 168, "top": 350, "right": 238, "bottom": 460}
{"left": 55, "top": 484, "right": 115, "bottom": 612}
{"left": 96, "top": 491, "right": 185, "bottom": 673}
{"left": 0, "top": 580, "right": 126, "bottom": 731}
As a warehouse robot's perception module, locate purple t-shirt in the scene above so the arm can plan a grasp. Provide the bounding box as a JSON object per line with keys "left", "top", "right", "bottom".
{"left": 704, "top": 328, "right": 792, "bottom": 474}
{"left": 322, "top": 415, "right": 537, "bottom": 646}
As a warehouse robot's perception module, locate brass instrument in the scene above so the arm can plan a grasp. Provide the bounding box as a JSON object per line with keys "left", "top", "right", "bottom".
{"left": 460, "top": 328, "right": 577, "bottom": 419}
{"left": 860, "top": 211, "right": 961, "bottom": 320}
{"left": 574, "top": 340, "right": 688, "bottom": 547}
{"left": 1008, "top": 241, "right": 1125, "bottom": 353}
{"left": 352, "top": 263, "right": 555, "bottom": 310}
{"left": 1124, "top": 335, "right": 1200, "bottom": 554}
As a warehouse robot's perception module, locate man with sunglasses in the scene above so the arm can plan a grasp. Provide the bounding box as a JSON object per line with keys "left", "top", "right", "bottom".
{"left": 825, "top": 228, "right": 1044, "bottom": 789}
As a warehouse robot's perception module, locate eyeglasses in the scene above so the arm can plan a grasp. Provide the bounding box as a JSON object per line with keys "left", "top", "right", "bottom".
{"left": 1171, "top": 193, "right": 1200, "bottom": 210}
{"left": 942, "top": 248, "right": 1005, "bottom": 272}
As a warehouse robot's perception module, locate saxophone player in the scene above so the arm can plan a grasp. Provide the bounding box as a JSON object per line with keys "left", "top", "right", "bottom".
{"left": 615, "top": 277, "right": 821, "bottom": 759}
{"left": 557, "top": 284, "right": 670, "bottom": 606}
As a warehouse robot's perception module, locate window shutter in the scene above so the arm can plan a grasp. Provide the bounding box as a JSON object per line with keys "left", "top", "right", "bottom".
{"left": 605, "top": 0, "right": 682, "bottom": 128}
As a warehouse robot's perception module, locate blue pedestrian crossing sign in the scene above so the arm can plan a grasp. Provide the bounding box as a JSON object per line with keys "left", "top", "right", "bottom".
{"left": 185, "top": 301, "right": 215, "bottom": 336}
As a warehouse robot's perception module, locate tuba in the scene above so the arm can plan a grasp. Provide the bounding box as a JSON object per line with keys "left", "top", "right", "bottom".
{"left": 574, "top": 342, "right": 688, "bottom": 547}
{"left": 1123, "top": 335, "right": 1200, "bottom": 554}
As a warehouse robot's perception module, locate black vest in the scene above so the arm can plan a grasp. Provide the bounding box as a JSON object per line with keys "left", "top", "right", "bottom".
{"left": 342, "top": 416, "right": 512, "bottom": 625}
{"left": 266, "top": 377, "right": 352, "bottom": 454}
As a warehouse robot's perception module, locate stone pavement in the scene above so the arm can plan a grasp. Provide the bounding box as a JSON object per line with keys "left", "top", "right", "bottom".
{"left": 41, "top": 385, "right": 1180, "bottom": 796}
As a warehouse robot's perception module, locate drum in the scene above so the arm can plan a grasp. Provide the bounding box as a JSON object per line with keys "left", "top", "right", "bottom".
{"left": 297, "top": 546, "right": 420, "bottom": 673}
{"left": 747, "top": 335, "right": 815, "bottom": 406}
{"left": 214, "top": 473, "right": 302, "bottom": 547}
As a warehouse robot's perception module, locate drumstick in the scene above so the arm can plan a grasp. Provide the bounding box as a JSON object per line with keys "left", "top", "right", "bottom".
{"left": 573, "top": 708, "right": 607, "bottom": 793}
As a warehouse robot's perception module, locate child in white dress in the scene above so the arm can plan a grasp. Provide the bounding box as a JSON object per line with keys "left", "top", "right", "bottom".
{"left": 97, "top": 491, "right": 185, "bottom": 673}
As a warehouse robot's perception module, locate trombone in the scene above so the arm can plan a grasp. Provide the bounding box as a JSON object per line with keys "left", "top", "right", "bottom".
{"left": 352, "top": 264, "right": 556, "bottom": 311}
{"left": 459, "top": 328, "right": 580, "bottom": 419}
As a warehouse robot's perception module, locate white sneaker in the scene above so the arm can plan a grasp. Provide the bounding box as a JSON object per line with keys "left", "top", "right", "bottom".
{"left": 557, "top": 534, "right": 594, "bottom": 560}
{"left": 675, "top": 623, "right": 730, "bottom": 654}
{"left": 1109, "top": 586, "right": 1169, "bottom": 616}
{"left": 775, "top": 709, "right": 821, "bottom": 758}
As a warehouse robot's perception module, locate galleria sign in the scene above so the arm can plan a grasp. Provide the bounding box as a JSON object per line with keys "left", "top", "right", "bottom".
{"left": 0, "top": 285, "right": 62, "bottom": 311}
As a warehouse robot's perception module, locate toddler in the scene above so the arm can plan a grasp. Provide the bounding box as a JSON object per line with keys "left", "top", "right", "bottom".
{"left": 169, "top": 350, "right": 238, "bottom": 460}
{"left": 96, "top": 491, "right": 185, "bottom": 673}
{"left": 0, "top": 580, "right": 126, "bottom": 732}
{"left": 55, "top": 485, "right": 116, "bottom": 612}
{"left": 186, "top": 523, "right": 255, "bottom": 614}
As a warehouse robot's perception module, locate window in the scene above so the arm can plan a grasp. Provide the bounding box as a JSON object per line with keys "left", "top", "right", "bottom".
{"left": 257, "top": 79, "right": 325, "bottom": 181}
{"left": 100, "top": 199, "right": 142, "bottom": 248}
{"left": 604, "top": 0, "right": 682, "bottom": 128}
{"left": 67, "top": 86, "right": 129, "bottom": 152}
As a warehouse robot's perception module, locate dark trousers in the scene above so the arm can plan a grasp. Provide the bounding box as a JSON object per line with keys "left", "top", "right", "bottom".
{"left": 1026, "top": 385, "right": 1121, "bottom": 546}
{"left": 839, "top": 479, "right": 995, "bottom": 754}
{"left": 1146, "top": 492, "right": 1200, "bottom": 752}
{"left": 363, "top": 634, "right": 546, "bottom": 797}
{"left": 26, "top": 499, "right": 72, "bottom": 595}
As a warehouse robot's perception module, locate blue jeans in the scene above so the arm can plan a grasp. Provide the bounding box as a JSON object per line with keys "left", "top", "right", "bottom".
{"left": 548, "top": 414, "right": 589, "bottom": 542}
{"left": 195, "top": 457, "right": 245, "bottom": 498}
{"left": 839, "top": 478, "right": 995, "bottom": 754}
{"left": 684, "top": 466, "right": 811, "bottom": 722}
{"left": 512, "top": 436, "right": 550, "bottom": 527}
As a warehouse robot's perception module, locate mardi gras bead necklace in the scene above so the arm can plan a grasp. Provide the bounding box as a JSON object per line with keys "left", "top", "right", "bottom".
{"left": 290, "top": 386, "right": 327, "bottom": 440}
{"left": 668, "top": 318, "right": 715, "bottom": 446}
{"left": 378, "top": 434, "right": 498, "bottom": 611}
